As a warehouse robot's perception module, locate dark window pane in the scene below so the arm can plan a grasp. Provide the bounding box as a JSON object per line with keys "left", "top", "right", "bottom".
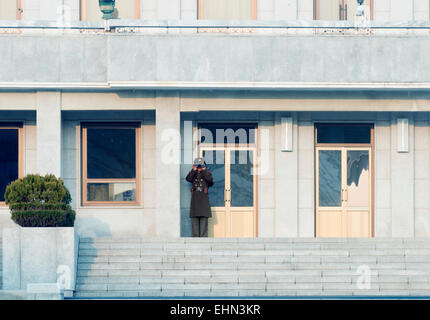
{"left": 230, "top": 150, "right": 254, "bottom": 207}
{"left": 202, "top": 150, "right": 225, "bottom": 207}
{"left": 87, "top": 128, "right": 136, "bottom": 179}
{"left": 87, "top": 183, "right": 136, "bottom": 202}
{"left": 0, "top": 130, "right": 19, "bottom": 202}
{"left": 316, "top": 124, "right": 372, "bottom": 144}
{"left": 318, "top": 150, "right": 342, "bottom": 207}
{"left": 199, "top": 124, "right": 256, "bottom": 144}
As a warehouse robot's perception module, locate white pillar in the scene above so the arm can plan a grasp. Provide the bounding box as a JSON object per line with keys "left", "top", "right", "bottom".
{"left": 274, "top": 112, "right": 298, "bottom": 237}
{"left": 155, "top": 91, "right": 181, "bottom": 237}
{"left": 36, "top": 91, "right": 62, "bottom": 177}
{"left": 391, "top": 113, "right": 415, "bottom": 237}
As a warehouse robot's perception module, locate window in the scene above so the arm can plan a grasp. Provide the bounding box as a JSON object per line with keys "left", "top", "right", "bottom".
{"left": 0, "top": 124, "right": 23, "bottom": 204}
{"left": 81, "top": 123, "right": 141, "bottom": 206}
{"left": 315, "top": 0, "right": 373, "bottom": 20}
{"left": 198, "top": 123, "right": 257, "bottom": 145}
{"left": 0, "top": 0, "right": 23, "bottom": 20}
{"left": 315, "top": 123, "right": 373, "bottom": 144}
{"left": 198, "top": 0, "right": 257, "bottom": 20}
{"left": 80, "top": 0, "right": 140, "bottom": 20}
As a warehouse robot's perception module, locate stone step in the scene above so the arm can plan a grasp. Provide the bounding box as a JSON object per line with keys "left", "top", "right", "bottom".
{"left": 72, "top": 288, "right": 430, "bottom": 298}
{"left": 76, "top": 273, "right": 430, "bottom": 285}
{"left": 80, "top": 242, "right": 424, "bottom": 250}
{"left": 75, "top": 281, "right": 430, "bottom": 293}
{"left": 76, "top": 255, "right": 430, "bottom": 265}
{"left": 74, "top": 238, "right": 430, "bottom": 298}
{"left": 77, "top": 262, "right": 430, "bottom": 272}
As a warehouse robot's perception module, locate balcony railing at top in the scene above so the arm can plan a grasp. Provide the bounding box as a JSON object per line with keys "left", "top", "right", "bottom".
{"left": 0, "top": 20, "right": 430, "bottom": 35}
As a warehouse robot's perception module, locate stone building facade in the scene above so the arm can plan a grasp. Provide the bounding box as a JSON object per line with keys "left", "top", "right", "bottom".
{"left": 0, "top": 0, "right": 430, "bottom": 239}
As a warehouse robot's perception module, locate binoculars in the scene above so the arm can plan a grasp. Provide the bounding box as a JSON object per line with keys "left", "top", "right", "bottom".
{"left": 193, "top": 157, "right": 206, "bottom": 168}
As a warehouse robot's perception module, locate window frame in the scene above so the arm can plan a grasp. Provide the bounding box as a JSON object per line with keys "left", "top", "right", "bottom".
{"left": 314, "top": 123, "right": 374, "bottom": 147}
{"left": 17, "top": 0, "right": 23, "bottom": 20}
{"left": 0, "top": 124, "right": 24, "bottom": 207}
{"left": 80, "top": 0, "right": 141, "bottom": 20}
{"left": 314, "top": 0, "right": 374, "bottom": 21}
{"left": 81, "top": 122, "right": 141, "bottom": 207}
{"left": 197, "top": 0, "right": 258, "bottom": 20}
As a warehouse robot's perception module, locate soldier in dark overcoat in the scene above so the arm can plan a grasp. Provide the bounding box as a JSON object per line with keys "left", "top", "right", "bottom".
{"left": 186, "top": 158, "right": 213, "bottom": 237}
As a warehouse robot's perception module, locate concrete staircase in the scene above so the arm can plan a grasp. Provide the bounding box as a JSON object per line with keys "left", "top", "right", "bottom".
{"left": 73, "top": 238, "right": 430, "bottom": 298}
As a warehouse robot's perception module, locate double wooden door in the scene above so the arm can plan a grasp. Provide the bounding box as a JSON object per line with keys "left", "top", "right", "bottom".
{"left": 316, "top": 147, "right": 373, "bottom": 237}
{"left": 200, "top": 147, "right": 257, "bottom": 238}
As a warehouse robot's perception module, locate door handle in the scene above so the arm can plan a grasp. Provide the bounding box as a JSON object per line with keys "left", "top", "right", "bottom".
{"left": 342, "top": 188, "right": 348, "bottom": 202}
{"left": 224, "top": 188, "right": 231, "bottom": 203}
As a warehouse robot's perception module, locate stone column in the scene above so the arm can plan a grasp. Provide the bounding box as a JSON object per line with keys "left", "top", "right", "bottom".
{"left": 391, "top": 113, "right": 415, "bottom": 237}
{"left": 274, "top": 112, "right": 298, "bottom": 237}
{"left": 374, "top": 116, "right": 393, "bottom": 237}
{"left": 36, "top": 91, "right": 62, "bottom": 177}
{"left": 155, "top": 91, "right": 181, "bottom": 237}
{"left": 297, "top": 117, "right": 315, "bottom": 237}
{"left": 414, "top": 114, "right": 430, "bottom": 237}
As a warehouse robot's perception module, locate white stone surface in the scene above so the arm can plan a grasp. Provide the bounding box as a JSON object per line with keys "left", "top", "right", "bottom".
{"left": 155, "top": 92, "right": 181, "bottom": 237}
{"left": 2, "top": 228, "right": 21, "bottom": 289}
{"left": 259, "top": 180, "right": 275, "bottom": 209}
{"left": 27, "top": 283, "right": 64, "bottom": 300}
{"left": 375, "top": 150, "right": 391, "bottom": 180}
{"left": 391, "top": 115, "right": 415, "bottom": 237}
{"left": 141, "top": 0, "right": 181, "bottom": 20}
{"left": 414, "top": 0, "right": 430, "bottom": 20}
{"left": 390, "top": 0, "right": 414, "bottom": 20}
{"left": 0, "top": 290, "right": 27, "bottom": 300}
{"left": 36, "top": 91, "right": 62, "bottom": 177}
{"left": 374, "top": 208, "right": 392, "bottom": 237}
{"left": 2, "top": 227, "right": 78, "bottom": 291}
{"left": 75, "top": 209, "right": 156, "bottom": 238}
{"left": 258, "top": 209, "right": 275, "bottom": 237}
{"left": 274, "top": 113, "right": 298, "bottom": 237}
{"left": 298, "top": 209, "right": 314, "bottom": 237}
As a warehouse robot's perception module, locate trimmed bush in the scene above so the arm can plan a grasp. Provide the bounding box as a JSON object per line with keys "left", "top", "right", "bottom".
{"left": 4, "top": 174, "right": 75, "bottom": 227}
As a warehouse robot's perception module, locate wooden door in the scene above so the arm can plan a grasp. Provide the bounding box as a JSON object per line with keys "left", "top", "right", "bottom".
{"left": 200, "top": 147, "right": 257, "bottom": 237}
{"left": 316, "top": 147, "right": 372, "bottom": 237}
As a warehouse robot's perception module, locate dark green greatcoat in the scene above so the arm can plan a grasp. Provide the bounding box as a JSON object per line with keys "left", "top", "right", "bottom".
{"left": 186, "top": 169, "right": 214, "bottom": 218}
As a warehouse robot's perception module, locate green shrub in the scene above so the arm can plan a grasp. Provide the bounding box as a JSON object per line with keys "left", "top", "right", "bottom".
{"left": 4, "top": 174, "right": 75, "bottom": 227}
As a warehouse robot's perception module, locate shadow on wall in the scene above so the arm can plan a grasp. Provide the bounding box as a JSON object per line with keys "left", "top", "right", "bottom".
{"left": 74, "top": 217, "right": 112, "bottom": 238}
{"left": 181, "top": 208, "right": 192, "bottom": 237}
{"left": 0, "top": 214, "right": 18, "bottom": 237}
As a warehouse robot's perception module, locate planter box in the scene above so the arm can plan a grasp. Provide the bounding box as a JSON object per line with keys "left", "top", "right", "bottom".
{"left": 2, "top": 227, "right": 79, "bottom": 291}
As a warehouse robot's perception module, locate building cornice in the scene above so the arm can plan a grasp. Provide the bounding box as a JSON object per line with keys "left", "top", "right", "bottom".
{"left": 1, "top": 81, "right": 430, "bottom": 91}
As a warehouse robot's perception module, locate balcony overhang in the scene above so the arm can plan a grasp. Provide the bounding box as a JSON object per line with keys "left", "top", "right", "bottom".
{"left": 1, "top": 81, "right": 430, "bottom": 91}
{"left": 1, "top": 21, "right": 430, "bottom": 91}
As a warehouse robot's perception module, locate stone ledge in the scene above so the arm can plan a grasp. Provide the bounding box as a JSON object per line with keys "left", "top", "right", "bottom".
{"left": 0, "top": 290, "right": 27, "bottom": 300}
{"left": 0, "top": 19, "right": 429, "bottom": 30}
{"left": 27, "top": 283, "right": 64, "bottom": 300}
